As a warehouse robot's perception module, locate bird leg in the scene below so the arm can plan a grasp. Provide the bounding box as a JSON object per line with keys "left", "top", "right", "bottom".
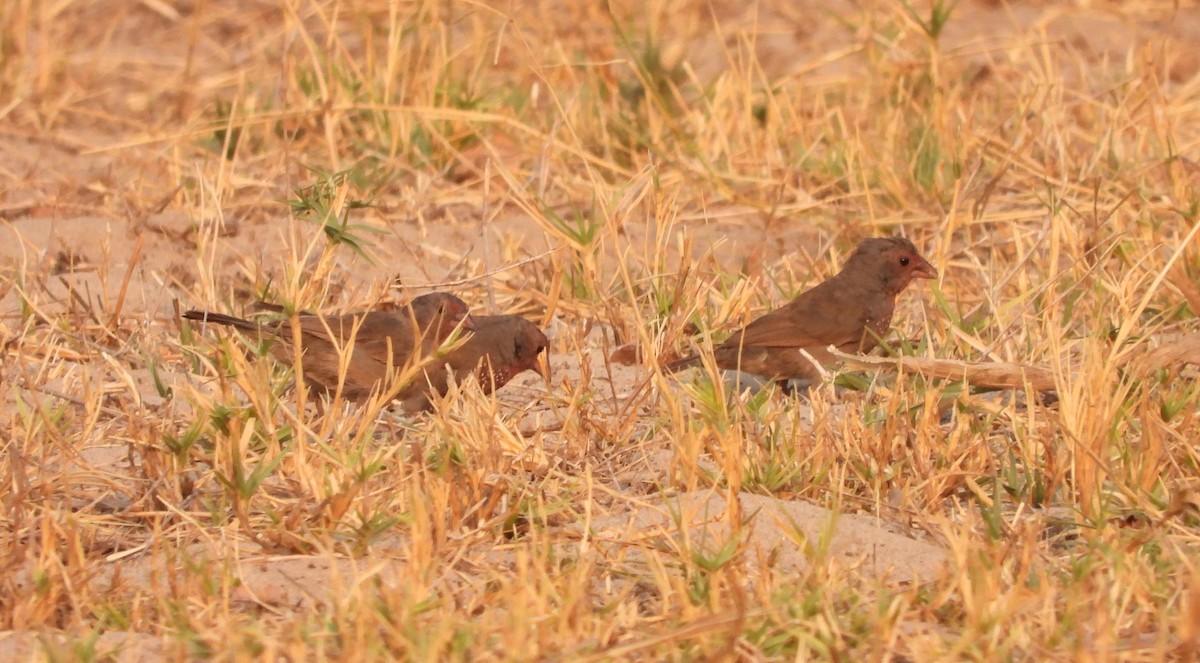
{"left": 775, "top": 378, "right": 814, "bottom": 399}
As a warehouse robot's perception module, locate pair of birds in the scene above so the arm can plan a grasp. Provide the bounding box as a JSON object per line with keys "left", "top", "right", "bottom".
{"left": 182, "top": 296, "right": 550, "bottom": 412}
{"left": 183, "top": 237, "right": 936, "bottom": 410}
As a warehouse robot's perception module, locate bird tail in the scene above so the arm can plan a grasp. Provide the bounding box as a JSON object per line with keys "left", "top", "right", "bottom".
{"left": 663, "top": 354, "right": 702, "bottom": 373}
{"left": 182, "top": 310, "right": 261, "bottom": 334}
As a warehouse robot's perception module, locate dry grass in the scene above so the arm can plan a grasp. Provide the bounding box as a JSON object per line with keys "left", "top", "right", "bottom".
{"left": 3, "top": 0, "right": 1200, "bottom": 660}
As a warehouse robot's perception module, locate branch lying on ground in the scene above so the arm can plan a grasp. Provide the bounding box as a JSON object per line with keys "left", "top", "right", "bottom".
{"left": 828, "top": 348, "right": 1057, "bottom": 391}
{"left": 827, "top": 333, "right": 1200, "bottom": 391}
{"left": 1126, "top": 333, "right": 1200, "bottom": 379}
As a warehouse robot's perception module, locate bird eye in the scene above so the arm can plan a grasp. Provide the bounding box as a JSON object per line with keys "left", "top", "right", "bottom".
{"left": 899, "top": 256, "right": 910, "bottom": 266}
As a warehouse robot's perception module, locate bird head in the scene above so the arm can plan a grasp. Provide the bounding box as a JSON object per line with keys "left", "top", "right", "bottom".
{"left": 847, "top": 237, "right": 937, "bottom": 295}
{"left": 511, "top": 323, "right": 551, "bottom": 383}
{"left": 473, "top": 318, "right": 551, "bottom": 394}
{"left": 410, "top": 292, "right": 476, "bottom": 340}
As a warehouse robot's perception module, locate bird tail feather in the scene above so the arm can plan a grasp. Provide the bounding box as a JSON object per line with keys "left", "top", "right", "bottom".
{"left": 182, "top": 310, "right": 260, "bottom": 333}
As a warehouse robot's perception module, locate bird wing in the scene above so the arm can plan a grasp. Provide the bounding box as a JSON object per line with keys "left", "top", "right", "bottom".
{"left": 723, "top": 280, "right": 868, "bottom": 349}
{"left": 286, "top": 316, "right": 340, "bottom": 349}
{"left": 345, "top": 312, "right": 424, "bottom": 366}
{"left": 288, "top": 313, "right": 415, "bottom": 365}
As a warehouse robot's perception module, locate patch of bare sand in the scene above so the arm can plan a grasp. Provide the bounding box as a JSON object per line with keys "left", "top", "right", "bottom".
{"left": 585, "top": 489, "right": 945, "bottom": 584}
{"left": 0, "top": 630, "right": 170, "bottom": 663}
{"left": 682, "top": 0, "right": 1200, "bottom": 86}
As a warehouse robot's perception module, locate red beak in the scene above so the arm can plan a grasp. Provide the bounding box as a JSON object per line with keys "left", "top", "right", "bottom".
{"left": 913, "top": 258, "right": 938, "bottom": 280}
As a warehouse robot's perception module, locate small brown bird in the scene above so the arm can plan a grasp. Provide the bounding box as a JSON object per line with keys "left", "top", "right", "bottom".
{"left": 398, "top": 314, "right": 551, "bottom": 412}
{"left": 182, "top": 292, "right": 474, "bottom": 401}
{"left": 668, "top": 237, "right": 937, "bottom": 384}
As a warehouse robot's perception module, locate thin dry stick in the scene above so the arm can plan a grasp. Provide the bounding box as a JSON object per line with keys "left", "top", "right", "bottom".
{"left": 390, "top": 247, "right": 562, "bottom": 291}
{"left": 482, "top": 158, "right": 497, "bottom": 312}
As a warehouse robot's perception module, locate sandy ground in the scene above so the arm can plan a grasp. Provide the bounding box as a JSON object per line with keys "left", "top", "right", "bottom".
{"left": 3, "top": 0, "right": 1199, "bottom": 658}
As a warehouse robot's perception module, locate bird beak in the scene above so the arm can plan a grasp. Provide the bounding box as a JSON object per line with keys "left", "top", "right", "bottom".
{"left": 535, "top": 352, "right": 552, "bottom": 384}
{"left": 913, "top": 259, "right": 938, "bottom": 280}
{"left": 458, "top": 313, "right": 477, "bottom": 332}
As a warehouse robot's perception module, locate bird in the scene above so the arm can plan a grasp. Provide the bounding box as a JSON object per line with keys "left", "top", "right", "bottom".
{"left": 667, "top": 237, "right": 937, "bottom": 385}
{"left": 182, "top": 292, "right": 474, "bottom": 401}
{"left": 397, "top": 314, "right": 551, "bottom": 413}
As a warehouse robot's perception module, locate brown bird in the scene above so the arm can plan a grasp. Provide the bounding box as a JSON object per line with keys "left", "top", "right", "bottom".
{"left": 398, "top": 314, "right": 551, "bottom": 413}
{"left": 182, "top": 292, "right": 474, "bottom": 401}
{"left": 667, "top": 237, "right": 937, "bottom": 384}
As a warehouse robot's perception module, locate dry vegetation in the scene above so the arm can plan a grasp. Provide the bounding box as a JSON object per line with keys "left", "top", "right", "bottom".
{"left": 4, "top": 0, "right": 1200, "bottom": 660}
